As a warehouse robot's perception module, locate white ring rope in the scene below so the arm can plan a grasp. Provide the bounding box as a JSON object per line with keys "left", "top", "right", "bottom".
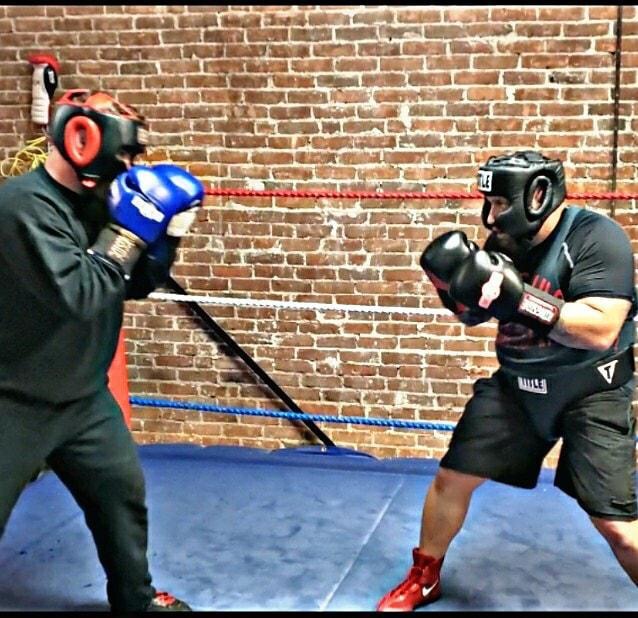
{"left": 148, "top": 291, "right": 454, "bottom": 317}
{"left": 148, "top": 292, "right": 638, "bottom": 322}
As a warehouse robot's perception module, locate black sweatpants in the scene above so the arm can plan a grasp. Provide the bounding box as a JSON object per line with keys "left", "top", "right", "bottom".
{"left": 0, "top": 387, "right": 154, "bottom": 611}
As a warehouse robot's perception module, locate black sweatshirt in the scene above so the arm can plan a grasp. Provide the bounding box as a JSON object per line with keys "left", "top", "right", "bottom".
{"left": 0, "top": 165, "right": 176, "bottom": 404}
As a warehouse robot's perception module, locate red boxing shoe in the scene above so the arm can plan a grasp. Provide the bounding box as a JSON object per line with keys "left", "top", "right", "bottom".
{"left": 376, "top": 548, "right": 444, "bottom": 612}
{"left": 146, "top": 591, "right": 192, "bottom": 611}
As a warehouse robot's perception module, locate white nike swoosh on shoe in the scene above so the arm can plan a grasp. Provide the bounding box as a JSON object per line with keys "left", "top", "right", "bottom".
{"left": 422, "top": 582, "right": 438, "bottom": 597}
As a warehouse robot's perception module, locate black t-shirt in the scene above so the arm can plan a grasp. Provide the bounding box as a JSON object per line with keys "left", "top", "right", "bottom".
{"left": 496, "top": 206, "right": 636, "bottom": 374}
{"left": 0, "top": 165, "right": 175, "bottom": 403}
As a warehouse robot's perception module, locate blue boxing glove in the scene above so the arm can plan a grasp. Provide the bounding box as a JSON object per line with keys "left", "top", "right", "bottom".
{"left": 149, "top": 164, "right": 204, "bottom": 239}
{"left": 126, "top": 235, "right": 181, "bottom": 300}
{"left": 89, "top": 164, "right": 204, "bottom": 277}
{"left": 107, "top": 164, "right": 204, "bottom": 244}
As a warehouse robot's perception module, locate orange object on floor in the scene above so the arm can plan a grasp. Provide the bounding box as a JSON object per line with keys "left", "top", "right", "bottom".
{"left": 107, "top": 329, "right": 132, "bottom": 428}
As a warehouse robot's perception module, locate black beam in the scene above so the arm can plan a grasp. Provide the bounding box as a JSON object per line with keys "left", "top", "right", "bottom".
{"left": 165, "top": 276, "right": 336, "bottom": 448}
{"left": 610, "top": 4, "right": 624, "bottom": 219}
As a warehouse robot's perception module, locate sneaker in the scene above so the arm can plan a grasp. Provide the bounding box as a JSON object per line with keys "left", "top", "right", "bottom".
{"left": 146, "top": 591, "right": 192, "bottom": 611}
{"left": 376, "top": 548, "right": 444, "bottom": 611}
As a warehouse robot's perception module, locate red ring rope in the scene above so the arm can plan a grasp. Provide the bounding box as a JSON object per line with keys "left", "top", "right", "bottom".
{"left": 205, "top": 187, "right": 638, "bottom": 201}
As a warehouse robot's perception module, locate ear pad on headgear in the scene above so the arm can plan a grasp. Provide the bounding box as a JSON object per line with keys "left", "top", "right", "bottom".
{"left": 526, "top": 175, "right": 553, "bottom": 219}
{"left": 481, "top": 198, "right": 492, "bottom": 229}
{"left": 63, "top": 115, "right": 102, "bottom": 167}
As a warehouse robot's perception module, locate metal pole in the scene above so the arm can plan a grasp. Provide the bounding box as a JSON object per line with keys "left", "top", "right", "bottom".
{"left": 610, "top": 4, "right": 624, "bottom": 219}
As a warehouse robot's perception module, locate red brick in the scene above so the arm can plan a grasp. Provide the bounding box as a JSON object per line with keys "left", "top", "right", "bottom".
{"left": 395, "top": 8, "right": 442, "bottom": 23}
{"left": 467, "top": 23, "right": 513, "bottom": 37}
{"left": 290, "top": 27, "right": 334, "bottom": 42}
{"left": 588, "top": 6, "right": 619, "bottom": 20}
{"left": 352, "top": 9, "right": 394, "bottom": 24}
{"left": 539, "top": 7, "right": 586, "bottom": 20}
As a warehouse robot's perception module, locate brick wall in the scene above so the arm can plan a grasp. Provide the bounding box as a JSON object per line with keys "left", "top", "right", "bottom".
{"left": 1, "top": 5, "right": 637, "bottom": 464}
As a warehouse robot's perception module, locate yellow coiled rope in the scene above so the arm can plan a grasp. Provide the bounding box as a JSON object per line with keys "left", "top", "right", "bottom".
{"left": 0, "top": 135, "right": 48, "bottom": 177}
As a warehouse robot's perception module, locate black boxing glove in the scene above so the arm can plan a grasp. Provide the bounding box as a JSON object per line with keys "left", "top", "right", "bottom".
{"left": 448, "top": 250, "right": 564, "bottom": 336}
{"left": 420, "top": 231, "right": 491, "bottom": 326}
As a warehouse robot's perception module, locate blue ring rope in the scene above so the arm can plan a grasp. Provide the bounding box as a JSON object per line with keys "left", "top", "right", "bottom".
{"left": 130, "top": 396, "right": 638, "bottom": 444}
{"left": 129, "top": 396, "right": 456, "bottom": 432}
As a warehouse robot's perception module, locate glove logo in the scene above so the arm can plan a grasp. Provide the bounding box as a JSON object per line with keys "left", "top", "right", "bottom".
{"left": 478, "top": 170, "right": 493, "bottom": 192}
{"left": 131, "top": 195, "right": 164, "bottom": 223}
{"left": 519, "top": 292, "right": 559, "bottom": 325}
{"left": 478, "top": 271, "right": 504, "bottom": 309}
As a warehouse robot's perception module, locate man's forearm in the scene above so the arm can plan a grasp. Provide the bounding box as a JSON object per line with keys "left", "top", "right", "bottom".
{"left": 549, "top": 301, "right": 626, "bottom": 351}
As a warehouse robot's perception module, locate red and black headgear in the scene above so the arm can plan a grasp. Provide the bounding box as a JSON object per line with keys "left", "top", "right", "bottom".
{"left": 48, "top": 89, "right": 148, "bottom": 188}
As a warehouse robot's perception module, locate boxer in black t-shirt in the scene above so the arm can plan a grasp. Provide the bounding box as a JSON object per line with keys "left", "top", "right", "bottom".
{"left": 378, "top": 151, "right": 638, "bottom": 611}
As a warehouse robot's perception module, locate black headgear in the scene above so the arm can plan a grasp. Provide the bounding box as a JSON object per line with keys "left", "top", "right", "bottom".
{"left": 48, "top": 89, "right": 148, "bottom": 188}
{"left": 477, "top": 150, "right": 566, "bottom": 239}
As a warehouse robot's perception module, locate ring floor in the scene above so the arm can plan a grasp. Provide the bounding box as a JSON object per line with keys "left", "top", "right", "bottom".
{"left": 0, "top": 443, "right": 636, "bottom": 611}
